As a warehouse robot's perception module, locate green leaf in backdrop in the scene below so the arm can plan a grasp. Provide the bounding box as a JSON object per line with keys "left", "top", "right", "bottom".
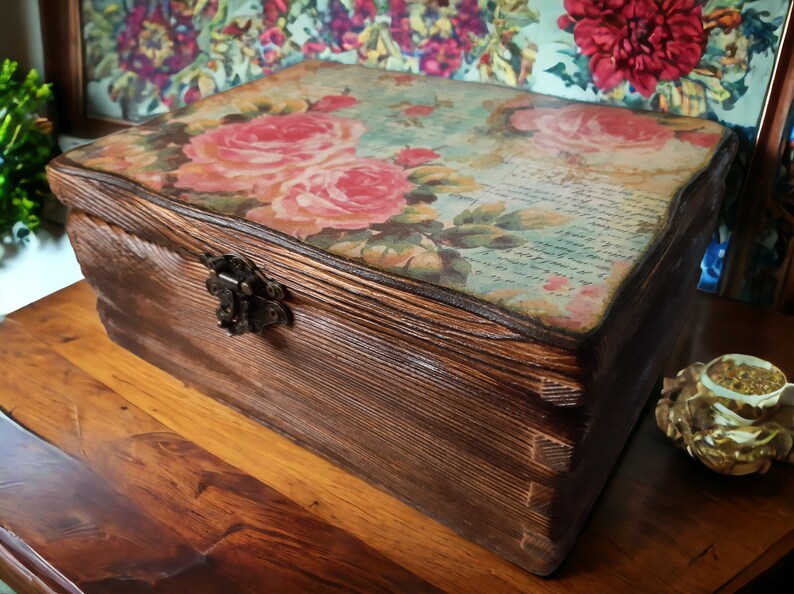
{"left": 0, "top": 59, "right": 54, "bottom": 240}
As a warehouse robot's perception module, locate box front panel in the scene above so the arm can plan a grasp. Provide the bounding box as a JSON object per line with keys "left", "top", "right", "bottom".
{"left": 66, "top": 209, "right": 593, "bottom": 574}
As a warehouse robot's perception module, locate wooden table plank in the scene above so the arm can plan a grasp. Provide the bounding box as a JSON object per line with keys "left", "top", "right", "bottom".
{"left": 0, "top": 404, "right": 245, "bottom": 593}
{"left": 3, "top": 282, "right": 794, "bottom": 593}
{"left": 0, "top": 319, "right": 439, "bottom": 594}
{"left": 11, "top": 284, "right": 532, "bottom": 594}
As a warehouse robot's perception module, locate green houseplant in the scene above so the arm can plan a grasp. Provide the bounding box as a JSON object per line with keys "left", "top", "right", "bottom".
{"left": 0, "top": 59, "right": 54, "bottom": 241}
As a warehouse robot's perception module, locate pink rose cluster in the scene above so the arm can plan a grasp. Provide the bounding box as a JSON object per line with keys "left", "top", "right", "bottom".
{"left": 507, "top": 100, "right": 722, "bottom": 154}
{"left": 510, "top": 104, "right": 675, "bottom": 153}
{"left": 174, "top": 95, "right": 415, "bottom": 239}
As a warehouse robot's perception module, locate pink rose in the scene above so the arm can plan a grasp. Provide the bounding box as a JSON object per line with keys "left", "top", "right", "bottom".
{"left": 174, "top": 112, "right": 365, "bottom": 198}
{"left": 312, "top": 95, "right": 358, "bottom": 112}
{"left": 404, "top": 105, "right": 434, "bottom": 117}
{"left": 510, "top": 105, "right": 674, "bottom": 153}
{"left": 395, "top": 147, "right": 439, "bottom": 168}
{"left": 247, "top": 159, "right": 414, "bottom": 239}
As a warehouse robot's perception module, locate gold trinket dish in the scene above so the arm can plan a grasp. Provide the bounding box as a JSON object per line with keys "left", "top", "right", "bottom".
{"left": 657, "top": 354, "right": 794, "bottom": 475}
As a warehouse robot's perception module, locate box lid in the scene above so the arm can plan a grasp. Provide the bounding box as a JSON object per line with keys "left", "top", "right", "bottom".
{"left": 58, "top": 61, "right": 734, "bottom": 341}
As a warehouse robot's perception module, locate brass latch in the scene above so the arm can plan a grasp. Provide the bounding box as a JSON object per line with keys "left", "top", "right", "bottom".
{"left": 200, "top": 253, "right": 291, "bottom": 336}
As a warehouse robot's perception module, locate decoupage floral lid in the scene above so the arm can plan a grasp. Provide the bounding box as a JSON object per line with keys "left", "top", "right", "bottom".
{"left": 65, "top": 61, "right": 731, "bottom": 335}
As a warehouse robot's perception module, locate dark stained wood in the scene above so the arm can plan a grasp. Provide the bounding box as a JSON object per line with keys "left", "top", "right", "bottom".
{"left": 46, "top": 121, "right": 736, "bottom": 574}
{"left": 0, "top": 406, "right": 242, "bottom": 594}
{"left": 666, "top": 292, "right": 794, "bottom": 374}
{"left": 38, "top": 0, "right": 128, "bottom": 138}
{"left": 715, "top": 530, "right": 794, "bottom": 594}
{"left": 0, "top": 319, "right": 440, "bottom": 594}
{"left": 2, "top": 282, "right": 792, "bottom": 593}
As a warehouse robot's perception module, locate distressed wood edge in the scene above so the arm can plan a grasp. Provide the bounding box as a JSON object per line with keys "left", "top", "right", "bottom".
{"left": 581, "top": 130, "right": 738, "bottom": 352}
{"left": 48, "top": 156, "right": 583, "bottom": 351}
{"left": 51, "top": 167, "right": 594, "bottom": 409}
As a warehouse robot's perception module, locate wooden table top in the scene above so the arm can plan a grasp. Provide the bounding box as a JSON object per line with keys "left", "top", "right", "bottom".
{"left": 0, "top": 281, "right": 792, "bottom": 593}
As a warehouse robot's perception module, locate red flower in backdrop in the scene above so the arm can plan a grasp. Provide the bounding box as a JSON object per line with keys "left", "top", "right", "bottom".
{"left": 262, "top": 0, "right": 291, "bottom": 28}
{"left": 303, "top": 41, "right": 328, "bottom": 57}
{"left": 558, "top": 0, "right": 707, "bottom": 97}
{"left": 330, "top": 0, "right": 376, "bottom": 47}
{"left": 389, "top": 0, "right": 414, "bottom": 52}
{"left": 450, "top": 0, "right": 487, "bottom": 52}
{"left": 260, "top": 26, "right": 286, "bottom": 47}
{"left": 352, "top": 0, "right": 377, "bottom": 28}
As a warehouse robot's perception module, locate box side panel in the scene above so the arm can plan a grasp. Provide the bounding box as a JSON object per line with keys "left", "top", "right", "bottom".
{"left": 531, "top": 145, "right": 735, "bottom": 562}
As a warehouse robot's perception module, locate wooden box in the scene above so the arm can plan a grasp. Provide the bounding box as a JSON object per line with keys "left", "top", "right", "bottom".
{"left": 48, "top": 61, "right": 736, "bottom": 575}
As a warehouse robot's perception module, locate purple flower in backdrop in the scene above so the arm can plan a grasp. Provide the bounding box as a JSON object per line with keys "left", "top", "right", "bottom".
{"left": 330, "top": 0, "right": 377, "bottom": 48}
{"left": 116, "top": 4, "right": 198, "bottom": 93}
{"left": 451, "top": 0, "right": 486, "bottom": 52}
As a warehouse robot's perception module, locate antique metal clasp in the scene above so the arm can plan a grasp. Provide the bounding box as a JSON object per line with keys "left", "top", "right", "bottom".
{"left": 200, "top": 253, "right": 291, "bottom": 336}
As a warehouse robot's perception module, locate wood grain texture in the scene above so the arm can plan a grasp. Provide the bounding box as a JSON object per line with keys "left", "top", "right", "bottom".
{"left": 4, "top": 283, "right": 793, "bottom": 593}
{"left": 45, "top": 132, "right": 736, "bottom": 574}
{"left": 0, "top": 320, "right": 439, "bottom": 594}
{"left": 715, "top": 530, "right": 794, "bottom": 594}
{"left": 48, "top": 163, "right": 589, "bottom": 394}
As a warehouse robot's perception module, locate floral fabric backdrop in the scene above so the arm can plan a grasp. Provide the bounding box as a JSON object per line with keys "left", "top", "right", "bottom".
{"left": 68, "top": 62, "right": 728, "bottom": 333}
{"left": 81, "top": 0, "right": 791, "bottom": 303}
